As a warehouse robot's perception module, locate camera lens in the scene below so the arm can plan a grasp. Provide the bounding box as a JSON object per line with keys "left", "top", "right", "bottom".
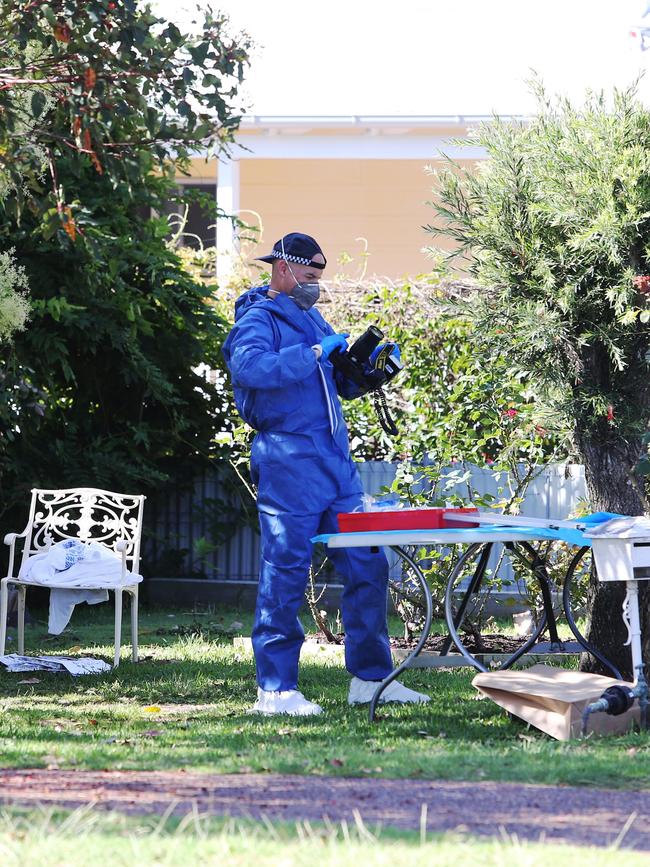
{"left": 349, "top": 326, "right": 383, "bottom": 364}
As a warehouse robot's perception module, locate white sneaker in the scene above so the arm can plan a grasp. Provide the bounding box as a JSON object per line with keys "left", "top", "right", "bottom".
{"left": 348, "top": 676, "right": 430, "bottom": 706}
{"left": 251, "top": 688, "right": 323, "bottom": 716}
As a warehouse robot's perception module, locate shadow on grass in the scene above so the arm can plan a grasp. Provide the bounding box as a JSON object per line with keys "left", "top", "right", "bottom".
{"left": 1, "top": 606, "right": 649, "bottom": 787}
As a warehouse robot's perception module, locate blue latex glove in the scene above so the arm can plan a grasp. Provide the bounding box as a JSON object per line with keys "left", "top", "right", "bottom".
{"left": 370, "top": 342, "right": 401, "bottom": 364}
{"left": 320, "top": 332, "right": 349, "bottom": 360}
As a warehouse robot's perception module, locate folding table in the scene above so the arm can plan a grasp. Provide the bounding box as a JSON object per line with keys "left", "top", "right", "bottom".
{"left": 314, "top": 513, "right": 615, "bottom": 721}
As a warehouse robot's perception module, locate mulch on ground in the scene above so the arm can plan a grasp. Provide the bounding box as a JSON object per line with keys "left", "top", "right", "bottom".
{"left": 0, "top": 769, "right": 648, "bottom": 850}
{"left": 310, "top": 631, "right": 527, "bottom": 654}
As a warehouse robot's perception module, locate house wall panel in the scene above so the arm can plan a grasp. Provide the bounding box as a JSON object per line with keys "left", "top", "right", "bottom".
{"left": 239, "top": 158, "right": 476, "bottom": 277}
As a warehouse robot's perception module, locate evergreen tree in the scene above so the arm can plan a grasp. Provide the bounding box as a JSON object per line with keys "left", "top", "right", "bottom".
{"left": 428, "top": 82, "right": 650, "bottom": 676}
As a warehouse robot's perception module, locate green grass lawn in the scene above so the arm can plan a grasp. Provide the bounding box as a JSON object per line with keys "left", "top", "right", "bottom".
{"left": 0, "top": 808, "right": 647, "bottom": 867}
{"left": 0, "top": 604, "right": 649, "bottom": 788}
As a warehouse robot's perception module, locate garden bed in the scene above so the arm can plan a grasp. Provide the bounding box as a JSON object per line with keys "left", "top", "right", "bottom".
{"left": 233, "top": 632, "right": 579, "bottom": 668}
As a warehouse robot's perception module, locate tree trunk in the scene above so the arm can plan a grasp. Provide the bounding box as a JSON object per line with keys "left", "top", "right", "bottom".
{"left": 576, "top": 433, "right": 649, "bottom": 680}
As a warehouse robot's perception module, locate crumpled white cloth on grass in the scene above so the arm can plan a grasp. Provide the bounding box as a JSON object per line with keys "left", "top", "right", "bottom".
{"left": 0, "top": 654, "right": 111, "bottom": 675}
{"left": 18, "top": 539, "right": 142, "bottom": 634}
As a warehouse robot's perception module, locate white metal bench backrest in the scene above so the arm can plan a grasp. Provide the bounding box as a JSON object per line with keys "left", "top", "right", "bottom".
{"left": 20, "top": 488, "right": 146, "bottom": 573}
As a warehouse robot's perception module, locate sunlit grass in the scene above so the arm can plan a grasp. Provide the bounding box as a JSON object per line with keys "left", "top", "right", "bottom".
{"left": 0, "top": 805, "right": 646, "bottom": 867}
{"left": 0, "top": 606, "right": 648, "bottom": 786}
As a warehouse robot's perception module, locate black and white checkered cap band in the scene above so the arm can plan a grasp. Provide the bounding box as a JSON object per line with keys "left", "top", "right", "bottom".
{"left": 271, "top": 250, "right": 313, "bottom": 265}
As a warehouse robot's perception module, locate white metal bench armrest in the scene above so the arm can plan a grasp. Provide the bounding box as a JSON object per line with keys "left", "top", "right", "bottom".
{"left": 4, "top": 528, "right": 30, "bottom": 579}
{"left": 115, "top": 538, "right": 129, "bottom": 581}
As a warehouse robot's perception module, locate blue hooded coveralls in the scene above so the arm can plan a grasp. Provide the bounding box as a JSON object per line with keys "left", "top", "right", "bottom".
{"left": 222, "top": 286, "right": 392, "bottom": 691}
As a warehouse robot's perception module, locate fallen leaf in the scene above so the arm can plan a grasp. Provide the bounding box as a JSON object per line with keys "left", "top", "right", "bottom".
{"left": 17, "top": 678, "right": 40, "bottom": 685}
{"left": 329, "top": 758, "right": 344, "bottom": 767}
{"left": 144, "top": 705, "right": 161, "bottom": 713}
{"left": 88, "top": 719, "right": 98, "bottom": 726}
{"left": 68, "top": 645, "right": 81, "bottom": 653}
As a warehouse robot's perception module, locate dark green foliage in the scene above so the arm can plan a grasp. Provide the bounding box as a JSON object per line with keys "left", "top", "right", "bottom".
{"left": 0, "top": 1, "right": 250, "bottom": 535}
{"left": 0, "top": 156, "right": 231, "bottom": 519}
{"left": 0, "top": 0, "right": 251, "bottom": 220}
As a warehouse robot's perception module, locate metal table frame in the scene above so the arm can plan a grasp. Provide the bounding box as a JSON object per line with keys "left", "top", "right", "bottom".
{"left": 317, "top": 525, "right": 618, "bottom": 721}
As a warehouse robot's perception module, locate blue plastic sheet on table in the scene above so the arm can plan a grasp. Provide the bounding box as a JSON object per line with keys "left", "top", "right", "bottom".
{"left": 313, "top": 525, "right": 591, "bottom": 548}
{"left": 313, "top": 511, "right": 623, "bottom": 549}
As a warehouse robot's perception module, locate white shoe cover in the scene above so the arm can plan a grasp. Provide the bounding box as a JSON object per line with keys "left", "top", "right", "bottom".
{"left": 251, "top": 688, "right": 323, "bottom": 716}
{"left": 348, "top": 676, "right": 430, "bottom": 706}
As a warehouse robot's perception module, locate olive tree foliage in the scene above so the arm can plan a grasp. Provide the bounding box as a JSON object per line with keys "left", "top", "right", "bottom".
{"left": 0, "top": 53, "right": 37, "bottom": 343}
{"left": 427, "top": 81, "right": 650, "bottom": 675}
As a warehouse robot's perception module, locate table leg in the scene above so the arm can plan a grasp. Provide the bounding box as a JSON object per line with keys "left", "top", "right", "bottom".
{"left": 444, "top": 541, "right": 549, "bottom": 671}
{"left": 439, "top": 543, "right": 493, "bottom": 657}
{"left": 623, "top": 580, "right": 644, "bottom": 680}
{"left": 444, "top": 544, "right": 490, "bottom": 672}
{"left": 369, "top": 545, "right": 433, "bottom": 723}
{"left": 562, "top": 546, "right": 622, "bottom": 680}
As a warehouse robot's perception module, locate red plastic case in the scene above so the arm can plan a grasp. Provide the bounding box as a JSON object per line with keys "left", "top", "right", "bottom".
{"left": 337, "top": 506, "right": 479, "bottom": 532}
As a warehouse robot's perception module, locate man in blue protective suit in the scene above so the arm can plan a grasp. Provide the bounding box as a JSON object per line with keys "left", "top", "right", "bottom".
{"left": 222, "top": 232, "right": 430, "bottom": 716}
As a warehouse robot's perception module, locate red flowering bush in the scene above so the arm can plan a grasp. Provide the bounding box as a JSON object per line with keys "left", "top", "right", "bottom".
{"left": 633, "top": 275, "right": 650, "bottom": 294}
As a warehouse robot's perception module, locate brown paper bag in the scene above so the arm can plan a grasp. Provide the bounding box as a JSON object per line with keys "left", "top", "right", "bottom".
{"left": 472, "top": 664, "right": 640, "bottom": 740}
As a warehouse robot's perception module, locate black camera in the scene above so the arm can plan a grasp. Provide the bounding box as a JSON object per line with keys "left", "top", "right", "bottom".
{"left": 330, "top": 325, "right": 403, "bottom": 395}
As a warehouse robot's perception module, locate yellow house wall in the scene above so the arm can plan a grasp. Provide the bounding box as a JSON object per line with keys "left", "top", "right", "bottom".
{"left": 239, "top": 158, "right": 476, "bottom": 279}
{"left": 180, "top": 153, "right": 479, "bottom": 278}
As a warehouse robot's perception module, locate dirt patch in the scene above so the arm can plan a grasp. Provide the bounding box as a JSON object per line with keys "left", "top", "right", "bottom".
{"left": 391, "top": 632, "right": 524, "bottom": 654}
{"left": 0, "top": 769, "right": 648, "bottom": 850}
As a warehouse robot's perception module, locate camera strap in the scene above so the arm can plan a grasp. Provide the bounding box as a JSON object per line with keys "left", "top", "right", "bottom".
{"left": 372, "top": 387, "right": 399, "bottom": 437}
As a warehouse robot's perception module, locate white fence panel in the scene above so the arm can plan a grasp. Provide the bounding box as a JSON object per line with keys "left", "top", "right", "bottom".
{"left": 145, "top": 462, "right": 588, "bottom": 585}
